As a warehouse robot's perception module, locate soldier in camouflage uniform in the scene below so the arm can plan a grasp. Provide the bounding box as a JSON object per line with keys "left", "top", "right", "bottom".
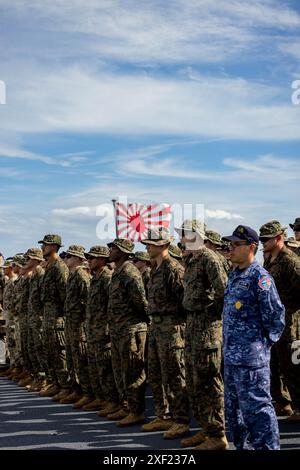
{"left": 168, "top": 244, "right": 184, "bottom": 267}
{"left": 0, "top": 258, "right": 18, "bottom": 377}
{"left": 285, "top": 237, "right": 300, "bottom": 254}
{"left": 38, "top": 234, "right": 69, "bottom": 397}
{"left": 24, "top": 248, "right": 46, "bottom": 391}
{"left": 141, "top": 227, "right": 189, "bottom": 440}
{"left": 107, "top": 238, "right": 148, "bottom": 427}
{"left": 85, "top": 246, "right": 118, "bottom": 414}
{"left": 132, "top": 251, "right": 152, "bottom": 299}
{"left": 205, "top": 230, "right": 232, "bottom": 274}
{"left": 58, "top": 245, "right": 92, "bottom": 407}
{"left": 176, "top": 220, "right": 228, "bottom": 450}
{"left": 290, "top": 217, "right": 300, "bottom": 257}
{"left": 260, "top": 220, "right": 300, "bottom": 422}
{"left": 16, "top": 255, "right": 36, "bottom": 387}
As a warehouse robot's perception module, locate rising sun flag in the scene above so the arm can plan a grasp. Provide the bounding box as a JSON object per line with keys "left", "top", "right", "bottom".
{"left": 115, "top": 202, "right": 172, "bottom": 241}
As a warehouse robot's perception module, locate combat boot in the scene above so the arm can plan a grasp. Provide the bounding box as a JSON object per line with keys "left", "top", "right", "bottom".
{"left": 274, "top": 403, "right": 293, "bottom": 417}
{"left": 60, "top": 391, "right": 82, "bottom": 404}
{"left": 97, "top": 402, "right": 120, "bottom": 417}
{"left": 107, "top": 408, "right": 128, "bottom": 420}
{"left": 52, "top": 389, "right": 70, "bottom": 401}
{"left": 117, "top": 412, "right": 145, "bottom": 427}
{"left": 73, "top": 395, "right": 94, "bottom": 409}
{"left": 83, "top": 398, "right": 107, "bottom": 411}
{"left": 13, "top": 370, "right": 28, "bottom": 381}
{"left": 181, "top": 431, "right": 207, "bottom": 447}
{"left": 141, "top": 417, "right": 174, "bottom": 432}
{"left": 29, "top": 379, "right": 45, "bottom": 392}
{"left": 18, "top": 376, "right": 33, "bottom": 387}
{"left": 163, "top": 423, "right": 189, "bottom": 440}
{"left": 195, "top": 435, "right": 229, "bottom": 450}
{"left": 286, "top": 411, "right": 300, "bottom": 423}
{"left": 39, "top": 384, "right": 60, "bottom": 397}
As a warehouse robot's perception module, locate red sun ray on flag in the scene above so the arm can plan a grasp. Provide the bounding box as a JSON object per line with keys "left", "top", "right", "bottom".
{"left": 116, "top": 202, "right": 171, "bottom": 241}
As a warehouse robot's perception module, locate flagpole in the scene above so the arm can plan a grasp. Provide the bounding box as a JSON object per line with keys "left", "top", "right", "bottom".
{"left": 111, "top": 199, "right": 118, "bottom": 238}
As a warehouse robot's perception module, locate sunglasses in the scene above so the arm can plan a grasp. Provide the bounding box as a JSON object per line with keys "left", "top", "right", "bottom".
{"left": 65, "top": 254, "right": 73, "bottom": 259}
{"left": 86, "top": 255, "right": 97, "bottom": 260}
{"left": 259, "top": 237, "right": 274, "bottom": 243}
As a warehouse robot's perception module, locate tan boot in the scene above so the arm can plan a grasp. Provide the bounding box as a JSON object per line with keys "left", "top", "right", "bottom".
{"left": 60, "top": 391, "right": 82, "bottom": 404}
{"left": 97, "top": 402, "right": 120, "bottom": 417}
{"left": 286, "top": 411, "right": 300, "bottom": 423}
{"left": 163, "top": 423, "right": 190, "bottom": 440}
{"left": 195, "top": 435, "right": 229, "bottom": 450}
{"left": 18, "top": 376, "right": 33, "bottom": 387}
{"left": 73, "top": 395, "right": 94, "bottom": 409}
{"left": 181, "top": 431, "right": 207, "bottom": 448}
{"left": 52, "top": 389, "right": 71, "bottom": 401}
{"left": 141, "top": 417, "right": 174, "bottom": 432}
{"left": 107, "top": 409, "right": 128, "bottom": 420}
{"left": 274, "top": 403, "right": 293, "bottom": 417}
{"left": 13, "top": 370, "right": 28, "bottom": 381}
{"left": 117, "top": 412, "right": 145, "bottom": 427}
{"left": 39, "top": 384, "right": 60, "bottom": 397}
{"left": 83, "top": 399, "right": 107, "bottom": 411}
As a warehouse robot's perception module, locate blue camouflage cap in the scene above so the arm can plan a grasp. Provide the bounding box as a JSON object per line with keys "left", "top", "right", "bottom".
{"left": 222, "top": 225, "right": 259, "bottom": 245}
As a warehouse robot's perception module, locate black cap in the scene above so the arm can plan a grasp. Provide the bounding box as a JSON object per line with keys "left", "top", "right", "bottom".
{"left": 222, "top": 225, "right": 259, "bottom": 245}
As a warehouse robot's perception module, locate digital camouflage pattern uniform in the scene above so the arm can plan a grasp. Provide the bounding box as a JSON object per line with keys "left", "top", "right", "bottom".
{"left": 261, "top": 221, "right": 300, "bottom": 412}
{"left": 11, "top": 255, "right": 28, "bottom": 370}
{"left": 141, "top": 227, "right": 189, "bottom": 429}
{"left": 86, "top": 250, "right": 118, "bottom": 404}
{"left": 40, "top": 255, "right": 69, "bottom": 387}
{"left": 147, "top": 256, "right": 188, "bottom": 424}
{"left": 64, "top": 247, "right": 91, "bottom": 396}
{"left": 183, "top": 247, "right": 227, "bottom": 437}
{"left": 108, "top": 240, "right": 148, "bottom": 415}
{"left": 205, "top": 230, "right": 232, "bottom": 275}
{"left": 25, "top": 248, "right": 45, "bottom": 378}
{"left": 2, "top": 261, "right": 17, "bottom": 367}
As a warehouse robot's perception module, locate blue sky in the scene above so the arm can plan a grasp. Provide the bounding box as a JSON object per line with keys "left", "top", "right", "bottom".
{"left": 0, "top": 0, "right": 300, "bottom": 256}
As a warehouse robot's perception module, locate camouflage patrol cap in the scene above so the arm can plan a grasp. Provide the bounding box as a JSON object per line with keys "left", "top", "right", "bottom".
{"left": 107, "top": 238, "right": 135, "bottom": 254}
{"left": 65, "top": 245, "right": 86, "bottom": 259}
{"left": 168, "top": 244, "right": 182, "bottom": 260}
{"left": 38, "top": 234, "right": 63, "bottom": 247}
{"left": 175, "top": 219, "right": 207, "bottom": 239}
{"left": 259, "top": 220, "right": 287, "bottom": 240}
{"left": 141, "top": 227, "right": 172, "bottom": 246}
{"left": 85, "top": 245, "right": 110, "bottom": 258}
{"left": 290, "top": 217, "right": 300, "bottom": 231}
{"left": 285, "top": 237, "right": 300, "bottom": 248}
{"left": 25, "top": 248, "right": 44, "bottom": 262}
{"left": 2, "top": 257, "right": 14, "bottom": 269}
{"left": 12, "top": 254, "right": 26, "bottom": 267}
{"left": 133, "top": 251, "right": 150, "bottom": 262}
{"left": 205, "top": 230, "right": 223, "bottom": 246}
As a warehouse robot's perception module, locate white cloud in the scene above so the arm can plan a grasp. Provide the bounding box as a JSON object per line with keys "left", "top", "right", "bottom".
{"left": 1, "top": 65, "right": 300, "bottom": 141}
{"left": 2, "top": 0, "right": 300, "bottom": 65}
{"left": 205, "top": 209, "right": 243, "bottom": 220}
{"left": 52, "top": 206, "right": 97, "bottom": 217}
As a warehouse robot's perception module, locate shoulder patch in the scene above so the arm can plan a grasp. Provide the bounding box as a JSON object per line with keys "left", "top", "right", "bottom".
{"left": 258, "top": 275, "right": 272, "bottom": 291}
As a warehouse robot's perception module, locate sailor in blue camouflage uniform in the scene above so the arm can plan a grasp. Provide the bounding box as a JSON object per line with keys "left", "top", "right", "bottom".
{"left": 222, "top": 225, "right": 285, "bottom": 450}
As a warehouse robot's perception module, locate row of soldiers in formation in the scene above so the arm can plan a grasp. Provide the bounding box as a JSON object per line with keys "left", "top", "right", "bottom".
{"left": 0, "top": 216, "right": 300, "bottom": 451}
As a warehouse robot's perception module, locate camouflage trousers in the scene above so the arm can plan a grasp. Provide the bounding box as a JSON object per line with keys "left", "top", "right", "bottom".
{"left": 27, "top": 315, "right": 46, "bottom": 377}
{"left": 148, "top": 317, "right": 189, "bottom": 424}
{"left": 271, "top": 310, "right": 300, "bottom": 409}
{"left": 270, "top": 338, "right": 291, "bottom": 406}
{"left": 185, "top": 312, "right": 225, "bottom": 437}
{"left": 19, "top": 313, "right": 34, "bottom": 372}
{"left": 110, "top": 324, "right": 147, "bottom": 414}
{"left": 65, "top": 316, "right": 92, "bottom": 395}
{"left": 95, "top": 339, "right": 119, "bottom": 404}
{"left": 42, "top": 304, "right": 68, "bottom": 387}
{"left": 86, "top": 331, "right": 105, "bottom": 400}
{"left": 3, "top": 310, "right": 19, "bottom": 367}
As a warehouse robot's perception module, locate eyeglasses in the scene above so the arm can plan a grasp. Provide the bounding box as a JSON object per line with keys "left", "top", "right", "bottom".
{"left": 65, "top": 254, "right": 73, "bottom": 259}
